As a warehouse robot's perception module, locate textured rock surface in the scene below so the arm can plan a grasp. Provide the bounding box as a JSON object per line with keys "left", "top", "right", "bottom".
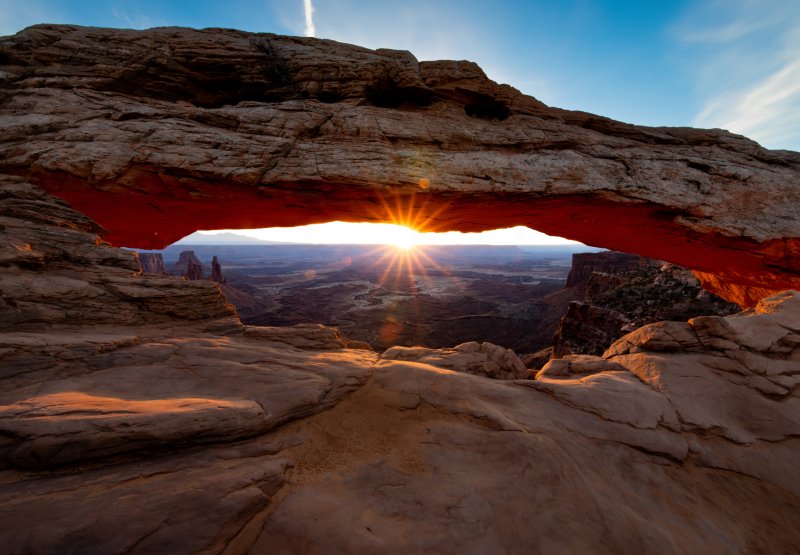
{"left": 173, "top": 250, "right": 204, "bottom": 278}
{"left": 1, "top": 25, "right": 799, "bottom": 306}
{"left": 211, "top": 255, "right": 226, "bottom": 284}
{"left": 185, "top": 259, "right": 204, "bottom": 280}
{"left": 536, "top": 354, "right": 626, "bottom": 378}
{"left": 1, "top": 178, "right": 799, "bottom": 552}
{"left": 0, "top": 177, "right": 234, "bottom": 332}
{"left": 138, "top": 252, "right": 170, "bottom": 274}
{"left": 552, "top": 260, "right": 740, "bottom": 358}
{"left": 552, "top": 301, "right": 630, "bottom": 358}
{"left": 565, "top": 251, "right": 642, "bottom": 290}
{"left": 381, "top": 341, "right": 529, "bottom": 380}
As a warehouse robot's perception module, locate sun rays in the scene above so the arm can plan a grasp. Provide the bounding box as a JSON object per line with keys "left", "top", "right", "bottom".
{"left": 391, "top": 235, "right": 419, "bottom": 251}
{"left": 364, "top": 189, "right": 459, "bottom": 294}
{"left": 386, "top": 225, "right": 421, "bottom": 250}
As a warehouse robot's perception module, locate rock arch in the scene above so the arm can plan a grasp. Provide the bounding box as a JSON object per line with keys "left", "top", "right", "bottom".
{"left": 1, "top": 24, "right": 799, "bottom": 307}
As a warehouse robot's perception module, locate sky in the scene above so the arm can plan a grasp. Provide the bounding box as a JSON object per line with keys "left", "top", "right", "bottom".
{"left": 2, "top": 0, "right": 797, "bottom": 245}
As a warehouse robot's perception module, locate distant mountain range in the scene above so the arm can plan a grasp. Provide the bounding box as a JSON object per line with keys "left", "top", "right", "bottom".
{"left": 173, "top": 232, "right": 290, "bottom": 245}
{"left": 174, "top": 231, "right": 601, "bottom": 250}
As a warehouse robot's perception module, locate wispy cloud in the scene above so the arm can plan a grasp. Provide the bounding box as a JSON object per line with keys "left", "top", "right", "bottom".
{"left": 111, "top": 5, "right": 156, "bottom": 30}
{"left": 303, "top": 0, "right": 315, "bottom": 37}
{"left": 676, "top": 0, "right": 800, "bottom": 151}
{"left": 696, "top": 54, "right": 800, "bottom": 148}
{"left": 111, "top": 7, "right": 136, "bottom": 29}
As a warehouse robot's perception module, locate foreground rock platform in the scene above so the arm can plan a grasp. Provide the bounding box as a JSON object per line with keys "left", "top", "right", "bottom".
{"left": 1, "top": 25, "right": 799, "bottom": 306}
{"left": 1, "top": 178, "right": 800, "bottom": 552}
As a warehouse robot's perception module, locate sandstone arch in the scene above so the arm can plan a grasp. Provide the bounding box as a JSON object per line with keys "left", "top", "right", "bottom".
{"left": 1, "top": 24, "right": 799, "bottom": 307}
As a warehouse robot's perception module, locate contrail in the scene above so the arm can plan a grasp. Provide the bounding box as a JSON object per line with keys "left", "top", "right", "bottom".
{"left": 303, "top": 0, "right": 316, "bottom": 37}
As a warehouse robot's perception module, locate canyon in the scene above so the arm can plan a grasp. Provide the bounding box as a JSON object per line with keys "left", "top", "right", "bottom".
{"left": 1, "top": 24, "right": 799, "bottom": 554}
{"left": 145, "top": 244, "right": 738, "bottom": 360}
{"left": 144, "top": 242, "right": 581, "bottom": 353}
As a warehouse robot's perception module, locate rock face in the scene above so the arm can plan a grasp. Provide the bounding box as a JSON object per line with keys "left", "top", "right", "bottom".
{"left": 211, "top": 255, "right": 226, "bottom": 284}
{"left": 381, "top": 341, "right": 529, "bottom": 380}
{"left": 137, "top": 252, "right": 170, "bottom": 275}
{"left": 552, "top": 301, "right": 630, "bottom": 358}
{"left": 185, "top": 260, "right": 204, "bottom": 280}
{"left": 1, "top": 177, "right": 800, "bottom": 553}
{"left": 1, "top": 25, "right": 799, "bottom": 306}
{"left": 552, "top": 261, "right": 740, "bottom": 358}
{"left": 564, "top": 251, "right": 641, "bottom": 290}
{"left": 173, "top": 250, "right": 204, "bottom": 278}
{"left": 0, "top": 177, "right": 234, "bottom": 332}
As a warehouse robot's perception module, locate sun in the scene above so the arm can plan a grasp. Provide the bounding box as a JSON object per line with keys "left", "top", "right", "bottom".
{"left": 361, "top": 193, "right": 457, "bottom": 295}
{"left": 388, "top": 225, "right": 421, "bottom": 250}
{"left": 393, "top": 239, "right": 417, "bottom": 250}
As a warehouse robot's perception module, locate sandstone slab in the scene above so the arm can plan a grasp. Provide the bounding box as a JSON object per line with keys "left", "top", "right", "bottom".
{"left": 381, "top": 340, "right": 529, "bottom": 379}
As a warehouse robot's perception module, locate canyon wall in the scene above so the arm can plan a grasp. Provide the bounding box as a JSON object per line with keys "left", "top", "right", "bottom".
{"left": 564, "top": 251, "right": 642, "bottom": 290}
{"left": 552, "top": 259, "right": 740, "bottom": 358}
{"left": 138, "top": 252, "right": 170, "bottom": 275}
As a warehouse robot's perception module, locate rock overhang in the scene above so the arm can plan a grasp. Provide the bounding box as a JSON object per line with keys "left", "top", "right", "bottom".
{"left": 1, "top": 23, "right": 799, "bottom": 307}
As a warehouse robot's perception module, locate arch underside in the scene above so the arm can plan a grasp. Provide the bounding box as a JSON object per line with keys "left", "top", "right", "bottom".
{"left": 27, "top": 168, "right": 797, "bottom": 308}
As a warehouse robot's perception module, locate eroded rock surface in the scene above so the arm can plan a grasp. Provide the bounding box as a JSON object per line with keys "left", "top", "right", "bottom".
{"left": 564, "top": 251, "right": 642, "bottom": 291}
{"left": 0, "top": 178, "right": 234, "bottom": 331}
{"left": 211, "top": 255, "right": 226, "bottom": 284}
{"left": 173, "top": 250, "right": 204, "bottom": 278}
{"left": 381, "top": 341, "right": 529, "bottom": 380}
{"left": 1, "top": 177, "right": 799, "bottom": 553}
{"left": 1, "top": 25, "right": 799, "bottom": 306}
{"left": 138, "top": 252, "right": 170, "bottom": 275}
{"left": 551, "top": 261, "right": 739, "bottom": 358}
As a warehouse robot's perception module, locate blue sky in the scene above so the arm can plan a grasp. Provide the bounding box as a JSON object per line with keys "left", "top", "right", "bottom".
{"left": 3, "top": 0, "right": 798, "bottom": 150}
{"left": 2, "top": 1, "right": 798, "bottom": 244}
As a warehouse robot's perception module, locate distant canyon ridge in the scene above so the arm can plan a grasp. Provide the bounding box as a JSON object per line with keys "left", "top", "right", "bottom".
{"left": 139, "top": 245, "right": 738, "bottom": 359}
{"left": 1, "top": 25, "right": 799, "bottom": 307}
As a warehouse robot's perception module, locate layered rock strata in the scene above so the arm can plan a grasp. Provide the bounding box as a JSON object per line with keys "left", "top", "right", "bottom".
{"left": 137, "top": 252, "right": 170, "bottom": 275}
{"left": 564, "top": 251, "right": 642, "bottom": 290}
{"left": 0, "top": 178, "right": 234, "bottom": 332}
{"left": 1, "top": 177, "right": 799, "bottom": 553}
{"left": 1, "top": 25, "right": 799, "bottom": 306}
{"left": 211, "top": 255, "right": 226, "bottom": 284}
{"left": 173, "top": 250, "right": 204, "bottom": 278}
{"left": 551, "top": 261, "right": 740, "bottom": 358}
